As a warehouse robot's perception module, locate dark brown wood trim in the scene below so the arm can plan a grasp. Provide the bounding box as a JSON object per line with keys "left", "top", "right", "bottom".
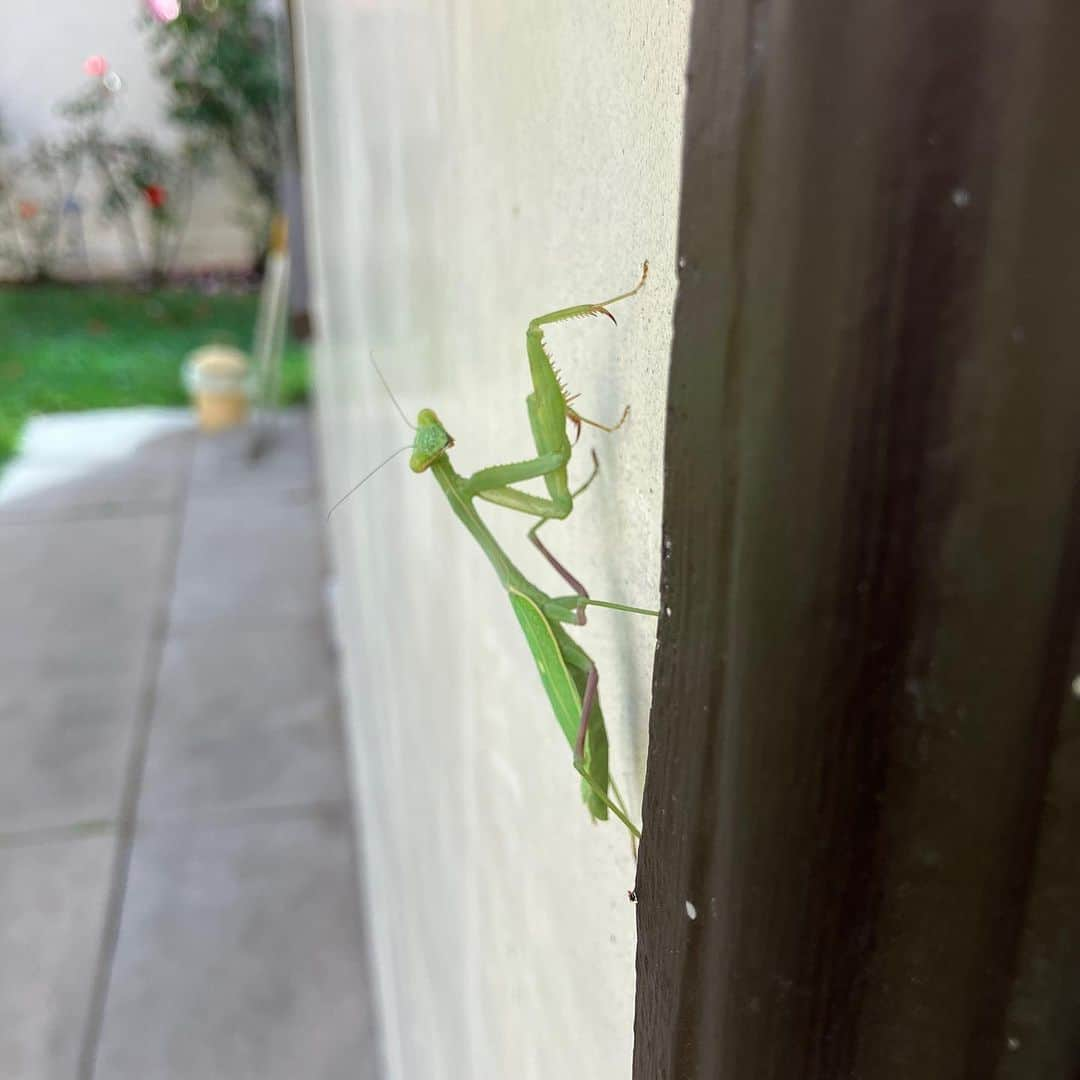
{"left": 634, "top": 2, "right": 1080, "bottom": 1076}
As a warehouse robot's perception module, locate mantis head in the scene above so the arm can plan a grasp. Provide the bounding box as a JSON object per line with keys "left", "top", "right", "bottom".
{"left": 410, "top": 409, "right": 454, "bottom": 472}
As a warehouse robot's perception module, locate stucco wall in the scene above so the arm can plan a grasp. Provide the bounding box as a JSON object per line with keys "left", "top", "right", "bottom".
{"left": 0, "top": 0, "right": 254, "bottom": 274}
{"left": 293, "top": 2, "right": 689, "bottom": 1076}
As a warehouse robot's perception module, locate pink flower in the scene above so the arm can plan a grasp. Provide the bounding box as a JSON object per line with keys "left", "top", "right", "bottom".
{"left": 83, "top": 55, "right": 109, "bottom": 78}
{"left": 146, "top": 0, "right": 181, "bottom": 21}
{"left": 18, "top": 200, "right": 39, "bottom": 221}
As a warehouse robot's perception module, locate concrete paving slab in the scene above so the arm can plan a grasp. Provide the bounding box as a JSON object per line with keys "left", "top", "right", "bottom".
{"left": 0, "top": 434, "right": 192, "bottom": 524}
{"left": 0, "top": 514, "right": 173, "bottom": 680}
{"left": 93, "top": 811, "right": 378, "bottom": 1080}
{"left": 188, "top": 408, "right": 315, "bottom": 496}
{"left": 0, "top": 833, "right": 115, "bottom": 1079}
{"left": 0, "top": 410, "right": 194, "bottom": 524}
{"left": 169, "top": 491, "right": 325, "bottom": 627}
{"left": 139, "top": 623, "right": 346, "bottom": 819}
{"left": 0, "top": 672, "right": 142, "bottom": 833}
{"left": 0, "top": 621, "right": 154, "bottom": 697}
{"left": 0, "top": 405, "right": 377, "bottom": 1079}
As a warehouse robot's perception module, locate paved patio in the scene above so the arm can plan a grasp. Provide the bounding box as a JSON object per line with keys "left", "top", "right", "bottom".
{"left": 0, "top": 410, "right": 380, "bottom": 1079}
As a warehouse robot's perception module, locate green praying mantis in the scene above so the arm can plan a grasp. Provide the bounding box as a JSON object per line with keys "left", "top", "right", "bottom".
{"left": 346, "top": 264, "right": 656, "bottom": 838}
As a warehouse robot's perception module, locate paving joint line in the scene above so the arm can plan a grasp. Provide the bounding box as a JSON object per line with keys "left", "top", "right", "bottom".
{"left": 76, "top": 435, "right": 196, "bottom": 1080}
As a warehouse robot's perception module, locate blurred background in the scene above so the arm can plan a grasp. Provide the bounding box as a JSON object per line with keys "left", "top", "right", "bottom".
{"left": 0, "top": 2, "right": 379, "bottom": 1078}
{"left": 0, "top": 0, "right": 309, "bottom": 464}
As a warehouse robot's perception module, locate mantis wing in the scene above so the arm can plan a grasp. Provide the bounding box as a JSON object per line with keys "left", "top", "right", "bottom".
{"left": 508, "top": 590, "right": 610, "bottom": 822}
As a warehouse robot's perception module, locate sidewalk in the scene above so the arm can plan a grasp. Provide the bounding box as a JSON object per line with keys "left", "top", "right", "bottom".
{"left": 0, "top": 410, "right": 379, "bottom": 1079}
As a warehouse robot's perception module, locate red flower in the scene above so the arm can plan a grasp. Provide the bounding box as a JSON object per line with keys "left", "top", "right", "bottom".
{"left": 17, "top": 200, "right": 39, "bottom": 221}
{"left": 143, "top": 184, "right": 167, "bottom": 209}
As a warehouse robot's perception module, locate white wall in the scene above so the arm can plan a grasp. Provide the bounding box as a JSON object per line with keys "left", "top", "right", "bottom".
{"left": 0, "top": 0, "right": 253, "bottom": 273}
{"left": 294, "top": 2, "right": 689, "bottom": 1076}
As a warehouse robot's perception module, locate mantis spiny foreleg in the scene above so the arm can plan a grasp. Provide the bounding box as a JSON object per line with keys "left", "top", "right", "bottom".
{"left": 464, "top": 263, "right": 648, "bottom": 521}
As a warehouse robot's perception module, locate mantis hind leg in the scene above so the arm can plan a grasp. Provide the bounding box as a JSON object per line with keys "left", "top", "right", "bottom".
{"left": 561, "top": 638, "right": 641, "bottom": 839}
{"left": 574, "top": 762, "right": 640, "bottom": 842}
{"left": 529, "top": 453, "right": 659, "bottom": 625}
{"left": 528, "top": 451, "right": 600, "bottom": 621}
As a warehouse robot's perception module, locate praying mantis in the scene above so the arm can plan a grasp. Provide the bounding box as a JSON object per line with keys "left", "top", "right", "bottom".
{"left": 355, "top": 264, "right": 656, "bottom": 837}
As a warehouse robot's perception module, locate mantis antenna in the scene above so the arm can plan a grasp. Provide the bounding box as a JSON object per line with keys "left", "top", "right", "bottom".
{"left": 326, "top": 444, "right": 412, "bottom": 519}
{"left": 369, "top": 351, "right": 416, "bottom": 431}
{"left": 326, "top": 353, "right": 419, "bottom": 518}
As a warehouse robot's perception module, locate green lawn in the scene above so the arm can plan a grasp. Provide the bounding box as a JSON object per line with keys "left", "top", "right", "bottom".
{"left": 0, "top": 284, "right": 309, "bottom": 464}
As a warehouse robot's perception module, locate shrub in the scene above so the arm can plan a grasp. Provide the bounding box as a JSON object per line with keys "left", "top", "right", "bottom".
{"left": 143, "top": 0, "right": 287, "bottom": 266}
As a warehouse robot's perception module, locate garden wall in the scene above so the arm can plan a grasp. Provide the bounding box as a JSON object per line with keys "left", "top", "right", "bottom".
{"left": 0, "top": 0, "right": 252, "bottom": 276}
{"left": 293, "top": 2, "right": 690, "bottom": 1076}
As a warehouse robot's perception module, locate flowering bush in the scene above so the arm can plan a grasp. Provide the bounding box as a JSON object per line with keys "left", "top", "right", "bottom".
{"left": 0, "top": 114, "right": 68, "bottom": 281}
{"left": 143, "top": 0, "right": 287, "bottom": 267}
{"left": 0, "top": 64, "right": 197, "bottom": 282}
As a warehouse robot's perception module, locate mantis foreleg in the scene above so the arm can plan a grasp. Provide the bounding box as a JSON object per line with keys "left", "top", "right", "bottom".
{"left": 467, "top": 264, "right": 648, "bottom": 520}
{"left": 527, "top": 263, "right": 646, "bottom": 440}
{"left": 464, "top": 396, "right": 571, "bottom": 516}
{"left": 525, "top": 262, "right": 648, "bottom": 334}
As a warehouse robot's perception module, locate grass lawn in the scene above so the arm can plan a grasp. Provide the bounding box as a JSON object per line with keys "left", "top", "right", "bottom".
{"left": 0, "top": 284, "right": 309, "bottom": 465}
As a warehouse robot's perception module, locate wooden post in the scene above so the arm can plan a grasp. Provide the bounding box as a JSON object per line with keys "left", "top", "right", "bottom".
{"left": 634, "top": 2, "right": 1080, "bottom": 1076}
